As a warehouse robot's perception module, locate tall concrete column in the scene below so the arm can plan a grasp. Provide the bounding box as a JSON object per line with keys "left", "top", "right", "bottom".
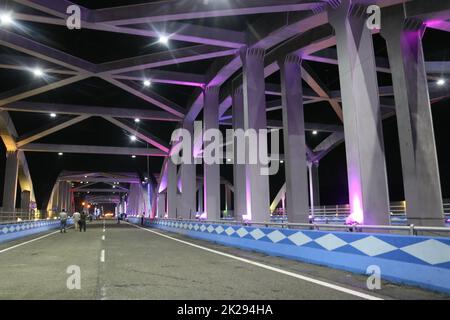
{"left": 381, "top": 8, "right": 444, "bottom": 226}
{"left": 240, "top": 47, "right": 271, "bottom": 222}
{"left": 279, "top": 54, "right": 310, "bottom": 223}
{"left": 180, "top": 121, "right": 197, "bottom": 219}
{"left": 157, "top": 193, "right": 166, "bottom": 218}
{"left": 21, "top": 190, "right": 31, "bottom": 213}
{"left": 225, "top": 184, "right": 232, "bottom": 215}
{"left": 197, "top": 184, "right": 204, "bottom": 214}
{"left": 232, "top": 87, "right": 247, "bottom": 220}
{"left": 328, "top": 1, "right": 390, "bottom": 225}
{"left": 311, "top": 163, "right": 320, "bottom": 206}
{"left": 3, "top": 151, "right": 19, "bottom": 212}
{"left": 166, "top": 158, "right": 178, "bottom": 219}
{"left": 203, "top": 86, "right": 221, "bottom": 220}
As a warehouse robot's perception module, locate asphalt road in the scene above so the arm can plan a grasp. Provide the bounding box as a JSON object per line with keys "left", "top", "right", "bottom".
{"left": 0, "top": 220, "right": 448, "bottom": 300}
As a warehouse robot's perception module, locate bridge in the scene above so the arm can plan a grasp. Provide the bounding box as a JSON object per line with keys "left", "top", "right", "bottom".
{"left": 0, "top": 0, "right": 450, "bottom": 300}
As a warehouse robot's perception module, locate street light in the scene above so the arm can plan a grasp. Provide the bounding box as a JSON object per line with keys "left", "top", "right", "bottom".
{"left": 143, "top": 79, "right": 151, "bottom": 87}
{"left": 0, "top": 12, "right": 13, "bottom": 26}
{"left": 158, "top": 35, "right": 169, "bottom": 45}
{"left": 437, "top": 78, "right": 446, "bottom": 86}
{"left": 32, "top": 67, "right": 44, "bottom": 77}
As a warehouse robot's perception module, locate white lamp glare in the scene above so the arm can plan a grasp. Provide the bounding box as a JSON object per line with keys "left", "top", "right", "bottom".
{"left": 437, "top": 79, "right": 446, "bottom": 86}
{"left": 0, "top": 12, "right": 13, "bottom": 26}
{"left": 50, "top": 113, "right": 56, "bottom": 118}
{"left": 130, "top": 135, "right": 137, "bottom": 142}
{"left": 312, "top": 130, "right": 318, "bottom": 135}
{"left": 134, "top": 118, "right": 140, "bottom": 123}
{"left": 143, "top": 80, "right": 151, "bottom": 87}
{"left": 33, "top": 68, "right": 44, "bottom": 77}
{"left": 159, "top": 35, "right": 169, "bottom": 45}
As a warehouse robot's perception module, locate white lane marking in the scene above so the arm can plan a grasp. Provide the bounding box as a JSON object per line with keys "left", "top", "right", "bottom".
{"left": 100, "top": 249, "right": 105, "bottom": 262}
{"left": 0, "top": 227, "right": 73, "bottom": 254}
{"left": 102, "top": 235, "right": 105, "bottom": 241}
{"left": 128, "top": 223, "right": 383, "bottom": 300}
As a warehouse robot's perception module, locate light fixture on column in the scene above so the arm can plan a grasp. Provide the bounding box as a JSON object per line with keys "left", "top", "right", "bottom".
{"left": 32, "top": 67, "right": 44, "bottom": 77}
{"left": 280, "top": 160, "right": 284, "bottom": 164}
{"left": 437, "top": 78, "right": 446, "bottom": 86}
{"left": 158, "top": 35, "right": 169, "bottom": 45}
{"left": 0, "top": 11, "right": 13, "bottom": 26}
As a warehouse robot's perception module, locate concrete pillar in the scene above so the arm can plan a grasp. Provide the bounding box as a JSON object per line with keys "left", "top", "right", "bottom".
{"left": 240, "top": 47, "right": 271, "bottom": 222}
{"left": 180, "top": 121, "right": 197, "bottom": 219}
{"left": 381, "top": 8, "right": 444, "bottom": 227}
{"left": 21, "top": 190, "right": 31, "bottom": 214}
{"left": 166, "top": 159, "right": 178, "bottom": 219}
{"left": 51, "top": 182, "right": 59, "bottom": 214}
{"left": 2, "top": 151, "right": 19, "bottom": 212}
{"left": 328, "top": 1, "right": 390, "bottom": 225}
{"left": 225, "top": 184, "right": 232, "bottom": 215}
{"left": 311, "top": 163, "right": 320, "bottom": 206}
{"left": 157, "top": 193, "right": 166, "bottom": 218}
{"left": 58, "top": 182, "right": 65, "bottom": 212}
{"left": 232, "top": 87, "right": 247, "bottom": 220}
{"left": 203, "top": 86, "right": 221, "bottom": 220}
{"left": 197, "top": 184, "right": 204, "bottom": 214}
{"left": 279, "top": 54, "right": 310, "bottom": 223}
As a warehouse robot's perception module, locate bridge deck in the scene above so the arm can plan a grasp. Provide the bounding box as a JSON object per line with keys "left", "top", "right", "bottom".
{"left": 0, "top": 221, "right": 447, "bottom": 300}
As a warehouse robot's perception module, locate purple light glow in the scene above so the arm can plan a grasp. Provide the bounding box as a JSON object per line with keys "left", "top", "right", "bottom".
{"left": 346, "top": 196, "right": 363, "bottom": 225}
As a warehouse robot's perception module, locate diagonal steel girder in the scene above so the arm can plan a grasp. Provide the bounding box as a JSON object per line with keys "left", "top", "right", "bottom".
{"left": 91, "top": 0, "right": 321, "bottom": 25}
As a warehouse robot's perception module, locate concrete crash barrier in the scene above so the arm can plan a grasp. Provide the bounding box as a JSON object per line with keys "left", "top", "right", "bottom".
{"left": 0, "top": 219, "right": 73, "bottom": 243}
{"left": 138, "top": 219, "right": 450, "bottom": 294}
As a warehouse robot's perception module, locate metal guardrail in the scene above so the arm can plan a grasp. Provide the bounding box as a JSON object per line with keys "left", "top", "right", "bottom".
{"left": 154, "top": 218, "right": 450, "bottom": 237}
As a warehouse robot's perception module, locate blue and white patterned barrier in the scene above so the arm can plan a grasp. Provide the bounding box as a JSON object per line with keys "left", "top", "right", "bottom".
{"left": 0, "top": 219, "right": 70, "bottom": 243}
{"left": 143, "top": 219, "right": 450, "bottom": 294}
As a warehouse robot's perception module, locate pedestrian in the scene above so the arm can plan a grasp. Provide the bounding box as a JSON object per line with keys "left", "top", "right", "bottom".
{"left": 72, "top": 211, "right": 81, "bottom": 231}
{"left": 117, "top": 213, "right": 121, "bottom": 224}
{"left": 140, "top": 212, "right": 145, "bottom": 226}
{"left": 79, "top": 211, "right": 87, "bottom": 232}
{"left": 59, "top": 209, "right": 68, "bottom": 233}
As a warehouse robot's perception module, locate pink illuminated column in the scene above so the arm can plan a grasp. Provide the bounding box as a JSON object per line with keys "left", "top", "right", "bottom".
{"left": 381, "top": 8, "right": 445, "bottom": 227}
{"left": 180, "top": 121, "right": 197, "bottom": 219}
{"left": 328, "top": 0, "right": 390, "bottom": 225}
{"left": 232, "top": 87, "right": 247, "bottom": 220}
{"left": 203, "top": 86, "right": 221, "bottom": 220}
{"left": 240, "top": 47, "right": 271, "bottom": 222}
{"left": 279, "top": 54, "right": 310, "bottom": 223}
{"left": 166, "top": 158, "right": 178, "bottom": 219}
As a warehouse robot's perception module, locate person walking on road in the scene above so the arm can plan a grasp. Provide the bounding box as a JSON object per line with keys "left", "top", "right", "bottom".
{"left": 72, "top": 211, "right": 81, "bottom": 231}
{"left": 59, "top": 209, "right": 68, "bottom": 233}
{"left": 79, "top": 211, "right": 87, "bottom": 232}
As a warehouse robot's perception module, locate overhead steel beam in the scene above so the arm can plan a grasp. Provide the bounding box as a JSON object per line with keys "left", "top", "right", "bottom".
{"left": 2, "top": 101, "right": 182, "bottom": 122}
{"left": 92, "top": 0, "right": 320, "bottom": 25}
{"left": 102, "top": 116, "right": 170, "bottom": 153}
{"left": 19, "top": 143, "right": 167, "bottom": 157}
{"left": 73, "top": 189, "right": 128, "bottom": 193}
{"left": 102, "top": 77, "right": 186, "bottom": 118}
{"left": 13, "top": 13, "right": 246, "bottom": 49}
{"left": 99, "top": 45, "right": 236, "bottom": 75}
{"left": 16, "top": 115, "right": 91, "bottom": 148}
{"left": 113, "top": 69, "right": 206, "bottom": 87}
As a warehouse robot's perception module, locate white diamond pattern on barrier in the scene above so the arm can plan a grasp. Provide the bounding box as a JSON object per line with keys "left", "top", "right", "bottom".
{"left": 315, "top": 234, "right": 347, "bottom": 251}
{"left": 350, "top": 236, "right": 397, "bottom": 257}
{"left": 15, "top": 226, "right": 21, "bottom": 232}
{"left": 9, "top": 226, "right": 15, "bottom": 233}
{"left": 188, "top": 224, "right": 193, "bottom": 230}
{"left": 194, "top": 224, "right": 200, "bottom": 231}
{"left": 2, "top": 227, "right": 8, "bottom": 234}
{"left": 267, "top": 230, "right": 287, "bottom": 243}
{"left": 200, "top": 225, "right": 207, "bottom": 232}
{"left": 215, "top": 226, "right": 224, "bottom": 234}
{"left": 225, "top": 227, "right": 235, "bottom": 236}
{"left": 236, "top": 227, "right": 249, "bottom": 238}
{"left": 250, "top": 229, "right": 265, "bottom": 240}
{"left": 400, "top": 239, "right": 450, "bottom": 265}
{"left": 207, "top": 225, "right": 215, "bottom": 233}
{"left": 288, "top": 232, "right": 312, "bottom": 246}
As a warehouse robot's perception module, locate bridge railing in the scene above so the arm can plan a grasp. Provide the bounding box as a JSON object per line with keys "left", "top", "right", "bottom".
{"left": 154, "top": 218, "right": 450, "bottom": 237}
{"left": 0, "top": 209, "right": 47, "bottom": 224}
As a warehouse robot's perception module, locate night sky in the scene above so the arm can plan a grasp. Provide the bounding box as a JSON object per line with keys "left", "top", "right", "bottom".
{"left": 0, "top": 1, "right": 449, "bottom": 210}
